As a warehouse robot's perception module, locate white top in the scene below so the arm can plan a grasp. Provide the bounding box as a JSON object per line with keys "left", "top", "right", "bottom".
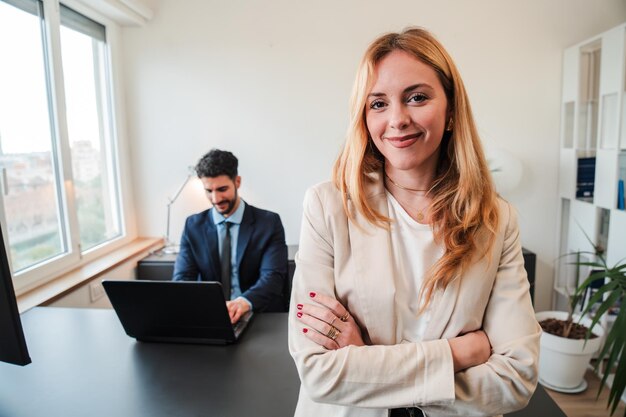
{"left": 386, "top": 191, "right": 444, "bottom": 342}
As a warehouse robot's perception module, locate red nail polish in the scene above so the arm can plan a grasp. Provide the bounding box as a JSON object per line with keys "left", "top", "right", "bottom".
{"left": 297, "top": 312, "right": 302, "bottom": 318}
{"left": 302, "top": 328, "right": 308, "bottom": 333}
{"left": 297, "top": 304, "right": 303, "bottom": 310}
{"left": 309, "top": 292, "right": 316, "bottom": 298}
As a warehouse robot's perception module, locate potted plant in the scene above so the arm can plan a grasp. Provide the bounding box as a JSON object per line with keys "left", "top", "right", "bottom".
{"left": 573, "top": 252, "right": 625, "bottom": 416}
{"left": 536, "top": 252, "right": 605, "bottom": 393}
{"left": 538, "top": 248, "right": 625, "bottom": 416}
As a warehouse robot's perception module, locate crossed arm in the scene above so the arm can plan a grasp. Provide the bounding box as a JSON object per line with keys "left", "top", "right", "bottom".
{"left": 296, "top": 291, "right": 491, "bottom": 373}
{"left": 288, "top": 187, "right": 540, "bottom": 414}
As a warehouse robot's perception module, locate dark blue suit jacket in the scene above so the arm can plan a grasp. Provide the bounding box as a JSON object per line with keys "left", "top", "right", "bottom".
{"left": 172, "top": 204, "right": 287, "bottom": 312}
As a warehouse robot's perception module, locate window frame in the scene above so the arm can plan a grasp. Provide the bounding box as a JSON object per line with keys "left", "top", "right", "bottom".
{"left": 0, "top": 0, "right": 137, "bottom": 295}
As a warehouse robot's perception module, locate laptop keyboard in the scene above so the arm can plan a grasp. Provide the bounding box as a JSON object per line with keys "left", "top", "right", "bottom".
{"left": 232, "top": 311, "right": 253, "bottom": 337}
{"left": 233, "top": 320, "right": 245, "bottom": 334}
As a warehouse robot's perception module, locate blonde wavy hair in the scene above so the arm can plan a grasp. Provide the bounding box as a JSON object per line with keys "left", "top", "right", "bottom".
{"left": 333, "top": 27, "right": 500, "bottom": 306}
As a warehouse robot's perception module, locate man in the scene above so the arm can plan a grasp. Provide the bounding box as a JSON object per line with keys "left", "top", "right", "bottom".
{"left": 173, "top": 149, "right": 287, "bottom": 323}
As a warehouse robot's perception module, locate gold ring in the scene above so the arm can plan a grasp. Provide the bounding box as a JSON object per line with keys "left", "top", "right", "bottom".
{"left": 339, "top": 311, "right": 350, "bottom": 322}
{"left": 326, "top": 326, "right": 340, "bottom": 341}
{"left": 330, "top": 316, "right": 337, "bottom": 326}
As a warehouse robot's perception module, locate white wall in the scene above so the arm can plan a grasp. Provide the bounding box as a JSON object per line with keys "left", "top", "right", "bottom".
{"left": 119, "top": 0, "right": 626, "bottom": 312}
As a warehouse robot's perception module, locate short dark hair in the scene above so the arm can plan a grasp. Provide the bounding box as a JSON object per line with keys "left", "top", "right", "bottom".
{"left": 195, "top": 149, "right": 238, "bottom": 179}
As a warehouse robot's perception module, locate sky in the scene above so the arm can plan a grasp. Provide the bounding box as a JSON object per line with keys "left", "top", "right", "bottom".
{"left": 0, "top": 1, "right": 102, "bottom": 154}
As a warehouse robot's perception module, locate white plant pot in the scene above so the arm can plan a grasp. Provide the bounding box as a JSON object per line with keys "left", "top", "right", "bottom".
{"left": 535, "top": 310, "right": 605, "bottom": 391}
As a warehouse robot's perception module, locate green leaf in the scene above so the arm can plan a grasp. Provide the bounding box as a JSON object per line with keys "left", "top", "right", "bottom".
{"left": 608, "top": 346, "right": 626, "bottom": 415}
{"left": 600, "top": 311, "right": 626, "bottom": 416}
{"left": 564, "top": 228, "right": 625, "bottom": 414}
{"left": 582, "top": 290, "right": 619, "bottom": 327}
{"left": 579, "top": 283, "right": 619, "bottom": 321}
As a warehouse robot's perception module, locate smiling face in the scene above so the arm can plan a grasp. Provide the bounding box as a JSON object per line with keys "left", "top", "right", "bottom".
{"left": 200, "top": 175, "right": 241, "bottom": 217}
{"left": 365, "top": 50, "right": 449, "bottom": 179}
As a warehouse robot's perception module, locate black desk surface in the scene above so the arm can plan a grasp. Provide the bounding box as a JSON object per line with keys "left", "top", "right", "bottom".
{"left": 0, "top": 308, "right": 298, "bottom": 417}
{"left": 141, "top": 244, "right": 300, "bottom": 264}
{"left": 0, "top": 308, "right": 564, "bottom": 417}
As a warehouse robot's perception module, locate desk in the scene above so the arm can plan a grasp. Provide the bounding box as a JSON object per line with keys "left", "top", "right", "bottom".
{"left": 0, "top": 308, "right": 298, "bottom": 417}
{"left": 137, "top": 245, "right": 299, "bottom": 310}
{"left": 137, "top": 245, "right": 299, "bottom": 281}
{"left": 137, "top": 245, "right": 535, "bottom": 308}
{"left": 0, "top": 308, "right": 564, "bottom": 417}
{"left": 136, "top": 251, "right": 178, "bottom": 280}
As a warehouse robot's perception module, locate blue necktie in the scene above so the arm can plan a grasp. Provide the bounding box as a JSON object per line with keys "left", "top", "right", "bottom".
{"left": 220, "top": 222, "right": 232, "bottom": 300}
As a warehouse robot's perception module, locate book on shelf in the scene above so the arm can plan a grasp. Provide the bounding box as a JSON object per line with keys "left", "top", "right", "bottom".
{"left": 576, "top": 157, "right": 595, "bottom": 200}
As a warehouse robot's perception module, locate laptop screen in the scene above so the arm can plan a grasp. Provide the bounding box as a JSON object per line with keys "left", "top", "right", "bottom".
{"left": 103, "top": 280, "right": 252, "bottom": 344}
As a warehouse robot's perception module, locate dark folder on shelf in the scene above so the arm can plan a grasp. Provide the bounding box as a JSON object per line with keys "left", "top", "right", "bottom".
{"left": 576, "top": 157, "right": 596, "bottom": 200}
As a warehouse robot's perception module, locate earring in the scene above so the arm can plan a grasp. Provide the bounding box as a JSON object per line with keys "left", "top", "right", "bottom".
{"left": 446, "top": 118, "right": 454, "bottom": 132}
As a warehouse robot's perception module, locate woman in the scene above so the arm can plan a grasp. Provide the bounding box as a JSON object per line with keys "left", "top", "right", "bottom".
{"left": 288, "top": 27, "right": 540, "bottom": 417}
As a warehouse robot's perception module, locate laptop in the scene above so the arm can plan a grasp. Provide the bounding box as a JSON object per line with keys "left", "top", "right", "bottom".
{"left": 102, "top": 280, "right": 253, "bottom": 345}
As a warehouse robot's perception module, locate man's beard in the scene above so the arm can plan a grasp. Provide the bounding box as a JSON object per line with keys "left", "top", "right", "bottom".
{"left": 215, "top": 190, "right": 238, "bottom": 216}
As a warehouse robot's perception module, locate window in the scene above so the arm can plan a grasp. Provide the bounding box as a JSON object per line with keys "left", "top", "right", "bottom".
{"left": 60, "top": 5, "right": 121, "bottom": 251}
{"left": 0, "top": 0, "right": 65, "bottom": 272}
{"left": 0, "top": 0, "right": 125, "bottom": 288}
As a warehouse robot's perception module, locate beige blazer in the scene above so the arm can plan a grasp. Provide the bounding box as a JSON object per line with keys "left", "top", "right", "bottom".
{"left": 288, "top": 176, "right": 541, "bottom": 417}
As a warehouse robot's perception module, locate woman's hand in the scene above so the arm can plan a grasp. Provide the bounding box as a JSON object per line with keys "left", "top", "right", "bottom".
{"left": 296, "top": 291, "right": 365, "bottom": 350}
{"left": 448, "top": 329, "right": 492, "bottom": 372}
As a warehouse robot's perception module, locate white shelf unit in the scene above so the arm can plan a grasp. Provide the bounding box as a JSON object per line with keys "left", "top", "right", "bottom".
{"left": 554, "top": 23, "right": 626, "bottom": 309}
{"left": 555, "top": 24, "right": 626, "bottom": 398}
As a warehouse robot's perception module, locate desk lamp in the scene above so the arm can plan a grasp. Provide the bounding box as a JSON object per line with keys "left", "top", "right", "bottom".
{"left": 486, "top": 147, "right": 523, "bottom": 194}
{"left": 162, "top": 166, "right": 196, "bottom": 254}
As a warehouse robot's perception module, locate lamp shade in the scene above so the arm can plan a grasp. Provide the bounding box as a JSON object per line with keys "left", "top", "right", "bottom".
{"left": 485, "top": 147, "right": 523, "bottom": 193}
